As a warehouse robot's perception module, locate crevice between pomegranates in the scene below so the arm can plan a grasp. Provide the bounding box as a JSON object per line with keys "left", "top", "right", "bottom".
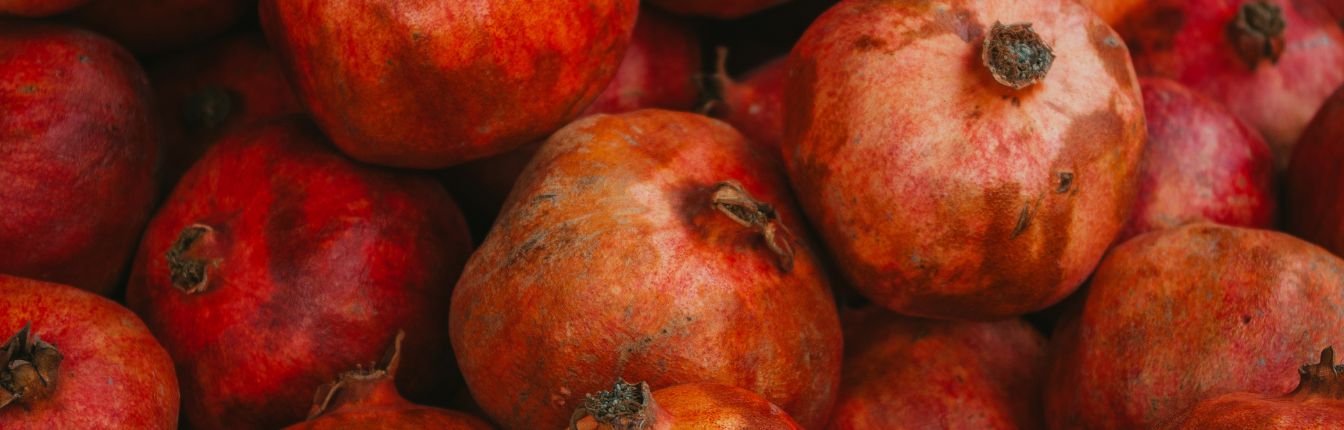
{"left": 710, "top": 181, "right": 796, "bottom": 272}
{"left": 1227, "top": 0, "right": 1286, "bottom": 67}
{"left": 308, "top": 330, "right": 406, "bottom": 419}
{"left": 166, "top": 224, "right": 219, "bottom": 294}
{"left": 1291, "top": 346, "right": 1344, "bottom": 399}
{"left": 982, "top": 22, "right": 1055, "bottom": 89}
{"left": 570, "top": 379, "right": 660, "bottom": 430}
{"left": 0, "top": 323, "right": 62, "bottom": 409}
{"left": 183, "top": 86, "right": 235, "bottom": 132}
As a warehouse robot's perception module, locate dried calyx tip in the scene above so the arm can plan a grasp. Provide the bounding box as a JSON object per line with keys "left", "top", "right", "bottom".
{"left": 1227, "top": 0, "right": 1286, "bottom": 67}
{"left": 0, "top": 323, "right": 62, "bottom": 410}
{"left": 306, "top": 330, "right": 406, "bottom": 419}
{"left": 982, "top": 22, "right": 1055, "bottom": 90}
{"left": 1291, "top": 346, "right": 1344, "bottom": 398}
{"left": 571, "top": 379, "right": 654, "bottom": 430}
{"left": 166, "top": 224, "right": 216, "bottom": 294}
{"left": 711, "top": 181, "right": 796, "bottom": 272}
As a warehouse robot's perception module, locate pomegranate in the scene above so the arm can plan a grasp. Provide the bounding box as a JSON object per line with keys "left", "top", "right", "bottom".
{"left": 0, "top": 0, "right": 87, "bottom": 17}
{"left": 571, "top": 381, "right": 802, "bottom": 429}
{"left": 786, "top": 0, "right": 1145, "bottom": 320}
{"left": 828, "top": 307, "right": 1047, "bottom": 429}
{"left": 1119, "top": 77, "right": 1275, "bottom": 242}
{"left": 0, "top": 274, "right": 178, "bottom": 429}
{"left": 1045, "top": 223, "right": 1344, "bottom": 429}
{"left": 1161, "top": 346, "right": 1344, "bottom": 429}
{"left": 71, "top": 0, "right": 252, "bottom": 54}
{"left": 581, "top": 8, "right": 701, "bottom": 116}
{"left": 713, "top": 55, "right": 788, "bottom": 152}
{"left": 126, "top": 117, "right": 473, "bottom": 430}
{"left": 0, "top": 22, "right": 160, "bottom": 295}
{"left": 648, "top": 0, "right": 791, "bottom": 19}
{"left": 260, "top": 0, "right": 637, "bottom": 168}
{"left": 1119, "top": 0, "right": 1344, "bottom": 169}
{"left": 451, "top": 110, "right": 842, "bottom": 429}
{"left": 1286, "top": 87, "right": 1344, "bottom": 256}
{"left": 1077, "top": 0, "right": 1145, "bottom": 27}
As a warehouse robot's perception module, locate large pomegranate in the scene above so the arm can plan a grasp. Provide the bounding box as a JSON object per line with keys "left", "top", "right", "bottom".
{"left": 1161, "top": 346, "right": 1344, "bottom": 429}
{"left": 786, "top": 0, "right": 1146, "bottom": 320}
{"left": 1119, "top": 77, "right": 1275, "bottom": 242}
{"left": 1045, "top": 223, "right": 1344, "bottom": 429}
{"left": 572, "top": 381, "right": 802, "bottom": 429}
{"left": 1286, "top": 87, "right": 1344, "bottom": 256}
{"left": 0, "top": 274, "right": 178, "bottom": 429}
{"left": 71, "top": 0, "right": 252, "bottom": 54}
{"left": 1120, "top": 0, "right": 1344, "bottom": 169}
{"left": 126, "top": 117, "right": 473, "bottom": 430}
{"left": 0, "top": 0, "right": 87, "bottom": 17}
{"left": 648, "top": 0, "right": 791, "bottom": 19}
{"left": 713, "top": 55, "right": 788, "bottom": 152}
{"left": 581, "top": 8, "right": 701, "bottom": 116}
{"left": 260, "top": 0, "right": 637, "bottom": 168}
{"left": 451, "top": 110, "right": 842, "bottom": 429}
{"left": 828, "top": 307, "right": 1047, "bottom": 429}
{"left": 0, "top": 22, "right": 160, "bottom": 295}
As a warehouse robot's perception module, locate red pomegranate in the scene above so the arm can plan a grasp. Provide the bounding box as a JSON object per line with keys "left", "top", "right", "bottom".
{"left": 260, "top": 0, "right": 637, "bottom": 168}
{"left": 1045, "top": 223, "right": 1344, "bottom": 429}
{"left": 1326, "top": 1, "right": 1344, "bottom": 24}
{"left": 713, "top": 55, "right": 787, "bottom": 152}
{"left": 581, "top": 8, "right": 701, "bottom": 116}
{"left": 71, "top": 0, "right": 251, "bottom": 54}
{"left": 1161, "top": 346, "right": 1344, "bottom": 429}
{"left": 648, "top": 0, "right": 791, "bottom": 19}
{"left": 786, "top": 0, "right": 1146, "bottom": 320}
{"left": 0, "top": 22, "right": 160, "bottom": 296}
{"left": 1119, "top": 77, "right": 1275, "bottom": 242}
{"left": 0, "top": 274, "right": 178, "bottom": 429}
{"left": 1286, "top": 87, "right": 1344, "bottom": 256}
{"left": 572, "top": 381, "right": 802, "bottom": 429}
{"left": 828, "top": 307, "right": 1047, "bottom": 429}
{"left": 1077, "top": 0, "right": 1145, "bottom": 26}
{"left": 1120, "top": 0, "right": 1344, "bottom": 169}
{"left": 0, "top": 0, "right": 87, "bottom": 17}
{"left": 126, "top": 117, "right": 473, "bottom": 430}
{"left": 450, "top": 110, "right": 842, "bottom": 429}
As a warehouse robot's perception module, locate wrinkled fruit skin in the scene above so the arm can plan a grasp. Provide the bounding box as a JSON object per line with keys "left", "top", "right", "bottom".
{"left": 260, "top": 0, "right": 638, "bottom": 168}
{"left": 0, "top": 22, "right": 160, "bottom": 295}
{"left": 0, "top": 275, "right": 178, "bottom": 429}
{"left": 1076, "top": 0, "right": 1145, "bottom": 26}
{"left": 71, "top": 0, "right": 251, "bottom": 54}
{"left": 1287, "top": 87, "right": 1344, "bottom": 257}
{"left": 1119, "top": 78, "right": 1275, "bottom": 242}
{"left": 786, "top": 0, "right": 1145, "bottom": 320}
{"left": 127, "top": 117, "right": 473, "bottom": 430}
{"left": 0, "top": 0, "right": 88, "bottom": 17}
{"left": 1120, "top": 0, "right": 1344, "bottom": 169}
{"left": 581, "top": 8, "right": 701, "bottom": 116}
{"left": 715, "top": 57, "right": 787, "bottom": 152}
{"left": 1045, "top": 223, "right": 1344, "bottom": 429}
{"left": 150, "top": 31, "right": 302, "bottom": 196}
{"left": 451, "top": 110, "right": 842, "bottom": 429}
{"left": 574, "top": 383, "right": 803, "bottom": 430}
{"left": 648, "top": 0, "right": 791, "bottom": 19}
{"left": 828, "top": 307, "right": 1047, "bottom": 429}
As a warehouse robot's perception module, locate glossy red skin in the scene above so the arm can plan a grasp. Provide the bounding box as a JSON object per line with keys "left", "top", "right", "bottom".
{"left": 786, "top": 0, "right": 1146, "bottom": 320}
{"left": 716, "top": 57, "right": 787, "bottom": 152}
{"left": 1119, "top": 78, "right": 1275, "bottom": 242}
{"left": 1286, "top": 87, "right": 1344, "bottom": 256}
{"left": 828, "top": 308, "right": 1046, "bottom": 429}
{"left": 581, "top": 8, "right": 701, "bottom": 116}
{"left": 1120, "top": 0, "right": 1344, "bottom": 169}
{"left": 260, "top": 0, "right": 637, "bottom": 169}
{"left": 575, "top": 383, "right": 803, "bottom": 429}
{"left": 1045, "top": 223, "right": 1344, "bottom": 429}
{"left": 0, "top": 22, "right": 160, "bottom": 295}
{"left": 451, "top": 110, "right": 842, "bottom": 429}
{"left": 126, "top": 117, "right": 473, "bottom": 430}
{"left": 0, "top": 275, "right": 178, "bottom": 429}
{"left": 1327, "top": 0, "right": 1344, "bottom": 24}
{"left": 150, "top": 32, "right": 302, "bottom": 195}
{"left": 71, "top": 0, "right": 251, "bottom": 54}
{"left": 1162, "top": 391, "right": 1344, "bottom": 429}
{"left": 0, "top": 0, "right": 87, "bottom": 17}
{"left": 649, "top": 0, "right": 791, "bottom": 19}
{"left": 283, "top": 375, "right": 493, "bottom": 430}
{"left": 1077, "top": 0, "right": 1145, "bottom": 26}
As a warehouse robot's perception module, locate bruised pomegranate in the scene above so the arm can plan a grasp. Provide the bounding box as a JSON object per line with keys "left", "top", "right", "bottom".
{"left": 260, "top": 0, "right": 637, "bottom": 168}
{"left": 71, "top": 0, "right": 251, "bottom": 54}
{"left": 0, "top": 275, "right": 178, "bottom": 429}
{"left": 581, "top": 8, "right": 701, "bottom": 116}
{"left": 786, "top": 0, "right": 1145, "bottom": 320}
{"left": 0, "top": 0, "right": 87, "bottom": 17}
{"left": 571, "top": 381, "right": 801, "bottom": 430}
{"left": 0, "top": 22, "right": 160, "bottom": 295}
{"left": 126, "top": 117, "right": 473, "bottom": 430}
{"left": 1120, "top": 0, "right": 1344, "bottom": 169}
{"left": 1119, "top": 78, "right": 1275, "bottom": 242}
{"left": 648, "top": 0, "right": 790, "bottom": 19}
{"left": 1077, "top": 0, "right": 1145, "bottom": 26}
{"left": 1045, "top": 223, "right": 1344, "bottom": 429}
{"left": 828, "top": 307, "right": 1046, "bottom": 429}
{"left": 451, "top": 110, "right": 842, "bottom": 429}
{"left": 1286, "top": 87, "right": 1344, "bottom": 256}
{"left": 713, "top": 55, "right": 787, "bottom": 152}
{"left": 1161, "top": 347, "right": 1344, "bottom": 429}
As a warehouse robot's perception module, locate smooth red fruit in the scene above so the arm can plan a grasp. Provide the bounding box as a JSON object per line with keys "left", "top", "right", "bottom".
{"left": 260, "top": 0, "right": 638, "bottom": 169}
{"left": 786, "top": 0, "right": 1145, "bottom": 320}
{"left": 1326, "top": 1, "right": 1344, "bottom": 25}
{"left": 0, "top": 22, "right": 160, "bottom": 295}
{"left": 0, "top": 275, "right": 178, "bottom": 429}
{"left": 572, "top": 381, "right": 802, "bottom": 429}
{"left": 1120, "top": 0, "right": 1344, "bottom": 169}
{"left": 1161, "top": 347, "right": 1344, "bottom": 429}
{"left": 581, "top": 8, "right": 701, "bottom": 116}
{"left": 127, "top": 117, "right": 473, "bottom": 430}
{"left": 1286, "top": 87, "right": 1344, "bottom": 256}
{"left": 1119, "top": 77, "right": 1275, "bottom": 242}
{"left": 1045, "top": 223, "right": 1344, "bottom": 429}
{"left": 71, "top": 0, "right": 251, "bottom": 54}
{"left": 828, "top": 307, "right": 1046, "bottom": 429}
{"left": 648, "top": 0, "right": 791, "bottom": 19}
{"left": 451, "top": 110, "right": 842, "bottom": 429}
{"left": 1076, "top": 0, "right": 1144, "bottom": 26}
{"left": 713, "top": 55, "right": 787, "bottom": 152}
{"left": 0, "top": 0, "right": 87, "bottom": 17}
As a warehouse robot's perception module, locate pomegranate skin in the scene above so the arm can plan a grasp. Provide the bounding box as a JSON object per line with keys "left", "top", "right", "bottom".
{"left": 260, "top": 0, "right": 638, "bottom": 169}
{"left": 1045, "top": 223, "right": 1344, "bottom": 429}
{"left": 0, "top": 22, "right": 160, "bottom": 295}
{"left": 0, "top": 0, "right": 88, "bottom": 17}
{"left": 1120, "top": 0, "right": 1344, "bottom": 169}
{"left": 1076, "top": 0, "right": 1145, "bottom": 26}
{"left": 1119, "top": 78, "right": 1275, "bottom": 242}
{"left": 828, "top": 308, "right": 1047, "bottom": 430}
{"left": 1160, "top": 348, "right": 1344, "bottom": 430}
{"left": 126, "top": 117, "right": 473, "bottom": 430}
{"left": 1286, "top": 87, "right": 1344, "bottom": 256}
{"left": 451, "top": 110, "right": 842, "bottom": 429}
{"left": 0, "top": 275, "right": 178, "bottom": 429}
{"left": 648, "top": 0, "right": 791, "bottom": 19}
{"left": 573, "top": 382, "right": 803, "bottom": 430}
{"left": 714, "top": 56, "right": 788, "bottom": 152}
{"left": 786, "top": 0, "right": 1146, "bottom": 320}
{"left": 71, "top": 0, "right": 251, "bottom": 54}
{"left": 581, "top": 8, "right": 701, "bottom": 116}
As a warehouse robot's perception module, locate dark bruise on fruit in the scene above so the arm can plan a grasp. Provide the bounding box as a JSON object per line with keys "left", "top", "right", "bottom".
{"left": 0, "top": 324, "right": 61, "bottom": 409}
{"left": 570, "top": 380, "right": 652, "bottom": 430}
{"left": 165, "top": 225, "right": 213, "bottom": 293}
{"left": 982, "top": 22, "right": 1055, "bottom": 89}
{"left": 1227, "top": 0, "right": 1286, "bottom": 67}
{"left": 710, "top": 181, "right": 795, "bottom": 271}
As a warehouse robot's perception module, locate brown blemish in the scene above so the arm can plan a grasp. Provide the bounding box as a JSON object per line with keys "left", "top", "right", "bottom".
{"left": 1012, "top": 203, "right": 1034, "bottom": 238}
{"left": 1056, "top": 171, "right": 1075, "bottom": 193}
{"left": 18, "top": 85, "right": 36, "bottom": 94}
{"left": 853, "top": 34, "right": 888, "bottom": 52}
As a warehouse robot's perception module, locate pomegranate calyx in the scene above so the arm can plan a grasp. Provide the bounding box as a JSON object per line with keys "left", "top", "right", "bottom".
{"left": 982, "top": 22, "right": 1054, "bottom": 90}
{"left": 570, "top": 379, "right": 659, "bottom": 430}
{"left": 307, "top": 330, "right": 406, "bottom": 419}
{"left": 0, "top": 323, "right": 62, "bottom": 409}
{"left": 166, "top": 224, "right": 220, "bottom": 294}
{"left": 711, "top": 181, "right": 796, "bottom": 272}
{"left": 1227, "top": 0, "right": 1286, "bottom": 67}
{"left": 1290, "top": 346, "right": 1344, "bottom": 399}
{"left": 182, "top": 86, "right": 235, "bottom": 132}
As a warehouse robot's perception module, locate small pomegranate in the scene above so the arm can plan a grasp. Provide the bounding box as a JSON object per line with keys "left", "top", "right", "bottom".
{"left": 571, "top": 381, "right": 802, "bottom": 429}
{"left": 127, "top": 117, "right": 473, "bottom": 430}
{"left": 0, "top": 0, "right": 87, "bottom": 17}
{"left": 1045, "top": 223, "right": 1344, "bottom": 429}
{"left": 0, "top": 274, "right": 178, "bottom": 429}
{"left": 1161, "top": 346, "right": 1344, "bottom": 429}
{"left": 0, "top": 22, "right": 160, "bottom": 295}
{"left": 581, "top": 8, "right": 701, "bottom": 116}
{"left": 1076, "top": 0, "right": 1145, "bottom": 26}
{"left": 71, "top": 0, "right": 252, "bottom": 54}
{"left": 713, "top": 54, "right": 787, "bottom": 152}
{"left": 1286, "top": 87, "right": 1344, "bottom": 256}
{"left": 451, "top": 110, "right": 842, "bottom": 429}
{"left": 648, "top": 0, "right": 791, "bottom": 19}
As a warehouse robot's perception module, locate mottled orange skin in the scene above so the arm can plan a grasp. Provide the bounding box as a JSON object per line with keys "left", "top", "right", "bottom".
{"left": 1077, "top": 0, "right": 1146, "bottom": 26}
{"left": 451, "top": 110, "right": 842, "bottom": 430}
{"left": 260, "top": 0, "right": 637, "bottom": 169}
{"left": 0, "top": 22, "right": 160, "bottom": 296}
{"left": 574, "top": 383, "right": 803, "bottom": 430}
{"left": 71, "top": 0, "right": 251, "bottom": 54}
{"left": 828, "top": 308, "right": 1046, "bottom": 429}
{"left": 715, "top": 57, "right": 787, "bottom": 152}
{"left": 1119, "top": 78, "right": 1275, "bottom": 242}
{"left": 581, "top": 8, "right": 701, "bottom": 116}
{"left": 1120, "top": 0, "right": 1344, "bottom": 169}
{"left": 127, "top": 117, "right": 473, "bottom": 430}
{"left": 1045, "top": 223, "right": 1344, "bottom": 429}
{"left": 1162, "top": 380, "right": 1344, "bottom": 430}
{"left": 0, "top": 275, "right": 178, "bottom": 429}
{"left": 786, "top": 0, "right": 1146, "bottom": 320}
{"left": 1286, "top": 87, "right": 1344, "bottom": 257}
{"left": 0, "top": 0, "right": 87, "bottom": 17}
{"left": 649, "top": 0, "right": 791, "bottom": 19}
{"left": 284, "top": 371, "right": 493, "bottom": 430}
